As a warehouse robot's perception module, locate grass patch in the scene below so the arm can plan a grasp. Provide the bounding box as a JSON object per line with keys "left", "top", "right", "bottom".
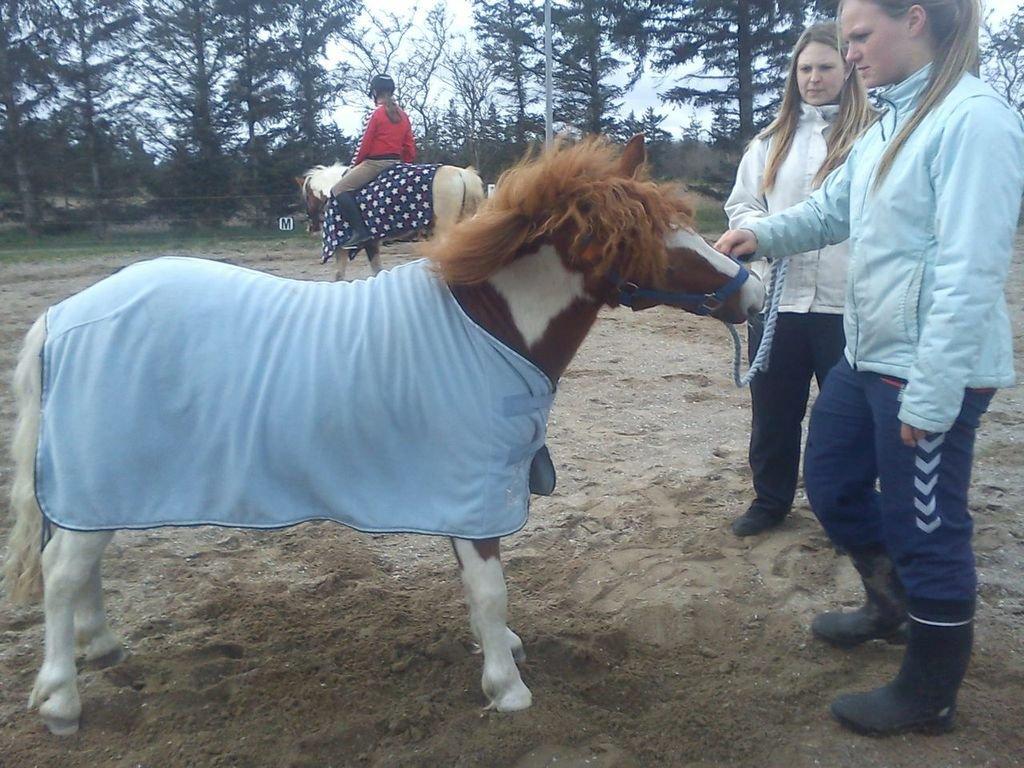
{"left": 691, "top": 198, "right": 727, "bottom": 235}
{"left": 0, "top": 201, "right": 736, "bottom": 265}
{"left": 0, "top": 227, "right": 311, "bottom": 263}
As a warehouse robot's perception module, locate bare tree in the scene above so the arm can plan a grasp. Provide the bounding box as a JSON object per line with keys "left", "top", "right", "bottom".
{"left": 336, "top": 2, "right": 451, "bottom": 154}
{"left": 336, "top": 6, "right": 416, "bottom": 106}
{"left": 402, "top": 5, "right": 452, "bottom": 147}
{"left": 442, "top": 44, "right": 500, "bottom": 168}
{"left": 983, "top": 7, "right": 1024, "bottom": 119}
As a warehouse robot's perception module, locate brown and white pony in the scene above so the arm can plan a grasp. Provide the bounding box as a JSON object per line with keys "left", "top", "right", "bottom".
{"left": 4, "top": 135, "right": 763, "bottom": 735}
{"left": 297, "top": 162, "right": 485, "bottom": 280}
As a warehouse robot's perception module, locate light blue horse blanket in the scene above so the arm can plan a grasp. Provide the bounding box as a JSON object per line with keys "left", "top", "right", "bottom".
{"left": 36, "top": 257, "right": 554, "bottom": 539}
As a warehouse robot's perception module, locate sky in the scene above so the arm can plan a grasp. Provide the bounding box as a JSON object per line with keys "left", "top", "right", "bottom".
{"left": 331, "top": 0, "right": 1021, "bottom": 140}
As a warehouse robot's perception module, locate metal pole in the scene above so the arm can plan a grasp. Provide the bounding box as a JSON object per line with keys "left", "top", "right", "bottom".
{"left": 544, "top": 0, "right": 553, "bottom": 147}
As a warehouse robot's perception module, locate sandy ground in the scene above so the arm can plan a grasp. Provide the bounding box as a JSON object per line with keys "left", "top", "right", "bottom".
{"left": 1, "top": 239, "right": 1022, "bottom": 768}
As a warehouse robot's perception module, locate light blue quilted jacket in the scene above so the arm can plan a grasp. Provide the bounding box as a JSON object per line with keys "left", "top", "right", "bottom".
{"left": 748, "top": 65, "right": 1024, "bottom": 432}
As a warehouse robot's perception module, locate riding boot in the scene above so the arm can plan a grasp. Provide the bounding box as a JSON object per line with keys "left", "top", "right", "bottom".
{"left": 831, "top": 608, "right": 973, "bottom": 735}
{"left": 812, "top": 545, "right": 908, "bottom": 647}
{"left": 335, "top": 192, "right": 373, "bottom": 249}
{"left": 731, "top": 505, "right": 787, "bottom": 537}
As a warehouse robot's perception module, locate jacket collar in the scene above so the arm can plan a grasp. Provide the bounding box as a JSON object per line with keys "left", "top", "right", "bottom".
{"left": 876, "top": 63, "right": 933, "bottom": 115}
{"left": 799, "top": 102, "right": 840, "bottom": 132}
{"left": 800, "top": 102, "right": 840, "bottom": 119}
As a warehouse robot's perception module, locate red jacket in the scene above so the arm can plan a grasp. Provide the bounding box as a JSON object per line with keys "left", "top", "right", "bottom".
{"left": 351, "top": 105, "right": 416, "bottom": 165}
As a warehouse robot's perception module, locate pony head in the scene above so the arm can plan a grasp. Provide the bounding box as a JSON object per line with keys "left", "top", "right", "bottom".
{"left": 422, "top": 135, "right": 763, "bottom": 324}
{"left": 296, "top": 163, "right": 348, "bottom": 234}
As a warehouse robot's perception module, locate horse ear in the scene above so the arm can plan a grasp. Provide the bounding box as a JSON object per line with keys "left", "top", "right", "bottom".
{"left": 294, "top": 176, "right": 306, "bottom": 187}
{"left": 618, "top": 134, "right": 646, "bottom": 177}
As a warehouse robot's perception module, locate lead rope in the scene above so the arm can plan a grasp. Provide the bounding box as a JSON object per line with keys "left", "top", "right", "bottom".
{"left": 727, "top": 255, "right": 788, "bottom": 387}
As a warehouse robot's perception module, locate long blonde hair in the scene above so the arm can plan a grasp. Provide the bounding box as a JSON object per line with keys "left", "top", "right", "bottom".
{"left": 843, "top": 0, "right": 981, "bottom": 189}
{"left": 759, "top": 22, "right": 875, "bottom": 192}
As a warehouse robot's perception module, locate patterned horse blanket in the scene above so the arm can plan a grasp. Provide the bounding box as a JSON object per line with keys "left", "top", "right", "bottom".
{"left": 36, "top": 257, "right": 554, "bottom": 539}
{"left": 322, "top": 163, "right": 440, "bottom": 264}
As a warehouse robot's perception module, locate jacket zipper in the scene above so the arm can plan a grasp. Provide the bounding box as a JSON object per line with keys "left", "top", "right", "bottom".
{"left": 850, "top": 97, "right": 899, "bottom": 371}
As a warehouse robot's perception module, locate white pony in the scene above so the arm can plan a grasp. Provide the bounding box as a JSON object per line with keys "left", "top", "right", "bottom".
{"left": 298, "top": 161, "right": 485, "bottom": 281}
{"left": 4, "top": 136, "right": 764, "bottom": 736}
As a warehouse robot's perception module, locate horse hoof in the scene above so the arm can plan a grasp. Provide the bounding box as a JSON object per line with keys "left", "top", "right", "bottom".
{"left": 88, "top": 647, "right": 126, "bottom": 669}
{"left": 43, "top": 715, "right": 80, "bottom": 736}
{"left": 490, "top": 682, "right": 532, "bottom": 713}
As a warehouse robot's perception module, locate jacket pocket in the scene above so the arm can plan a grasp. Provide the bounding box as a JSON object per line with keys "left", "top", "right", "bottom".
{"left": 900, "top": 258, "right": 925, "bottom": 345}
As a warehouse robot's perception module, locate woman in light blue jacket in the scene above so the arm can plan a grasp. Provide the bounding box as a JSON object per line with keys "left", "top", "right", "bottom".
{"left": 717, "top": 0, "right": 1024, "bottom": 737}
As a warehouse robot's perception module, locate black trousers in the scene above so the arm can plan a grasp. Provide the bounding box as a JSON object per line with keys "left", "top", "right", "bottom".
{"left": 747, "top": 312, "right": 846, "bottom": 517}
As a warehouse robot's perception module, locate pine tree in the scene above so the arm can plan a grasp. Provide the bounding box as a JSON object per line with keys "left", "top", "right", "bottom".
{"left": 642, "top": 0, "right": 832, "bottom": 142}
{"left": 138, "top": 0, "right": 237, "bottom": 224}
{"left": 614, "top": 106, "right": 671, "bottom": 173}
{"left": 52, "top": 0, "right": 139, "bottom": 231}
{"left": 472, "top": 0, "right": 543, "bottom": 146}
{"left": 0, "top": 0, "right": 58, "bottom": 232}
{"left": 220, "top": 0, "right": 290, "bottom": 194}
{"left": 636, "top": 106, "right": 672, "bottom": 143}
{"left": 551, "top": 0, "right": 635, "bottom": 136}
{"left": 278, "top": 0, "right": 359, "bottom": 170}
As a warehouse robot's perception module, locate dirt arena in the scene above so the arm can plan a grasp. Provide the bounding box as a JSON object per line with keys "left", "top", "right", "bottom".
{"left": 1, "top": 239, "right": 1022, "bottom": 767}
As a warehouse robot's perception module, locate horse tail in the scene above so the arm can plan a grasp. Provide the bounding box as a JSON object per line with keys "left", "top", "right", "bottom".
{"left": 459, "top": 167, "right": 485, "bottom": 218}
{"left": 4, "top": 313, "right": 47, "bottom": 605}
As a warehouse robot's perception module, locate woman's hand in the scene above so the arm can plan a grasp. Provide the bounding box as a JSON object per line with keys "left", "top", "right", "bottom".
{"left": 714, "top": 229, "right": 759, "bottom": 259}
{"left": 900, "top": 423, "right": 929, "bottom": 447}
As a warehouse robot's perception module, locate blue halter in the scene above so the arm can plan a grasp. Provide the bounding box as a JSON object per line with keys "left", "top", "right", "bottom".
{"left": 614, "top": 264, "right": 751, "bottom": 315}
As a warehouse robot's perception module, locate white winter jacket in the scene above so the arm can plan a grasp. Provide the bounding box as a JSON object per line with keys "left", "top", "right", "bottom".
{"left": 725, "top": 103, "right": 848, "bottom": 314}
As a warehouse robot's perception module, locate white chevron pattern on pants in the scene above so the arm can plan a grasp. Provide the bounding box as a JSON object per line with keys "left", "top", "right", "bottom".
{"left": 917, "top": 433, "right": 945, "bottom": 452}
{"left": 914, "top": 432, "right": 945, "bottom": 533}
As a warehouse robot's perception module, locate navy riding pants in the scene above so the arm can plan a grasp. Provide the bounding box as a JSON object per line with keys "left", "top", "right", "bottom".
{"left": 747, "top": 312, "right": 845, "bottom": 517}
{"left": 804, "top": 357, "right": 992, "bottom": 616}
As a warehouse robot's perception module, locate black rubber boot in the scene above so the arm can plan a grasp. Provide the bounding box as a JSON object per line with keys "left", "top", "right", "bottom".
{"left": 731, "top": 506, "right": 786, "bottom": 537}
{"left": 831, "top": 611, "right": 973, "bottom": 735}
{"left": 335, "top": 192, "right": 373, "bottom": 249}
{"left": 812, "top": 546, "right": 908, "bottom": 647}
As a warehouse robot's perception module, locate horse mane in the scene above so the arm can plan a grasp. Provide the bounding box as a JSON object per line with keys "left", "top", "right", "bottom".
{"left": 302, "top": 163, "right": 348, "bottom": 199}
{"left": 421, "top": 137, "right": 694, "bottom": 286}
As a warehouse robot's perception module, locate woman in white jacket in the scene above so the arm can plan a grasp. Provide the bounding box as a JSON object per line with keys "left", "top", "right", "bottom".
{"left": 726, "top": 22, "right": 874, "bottom": 538}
